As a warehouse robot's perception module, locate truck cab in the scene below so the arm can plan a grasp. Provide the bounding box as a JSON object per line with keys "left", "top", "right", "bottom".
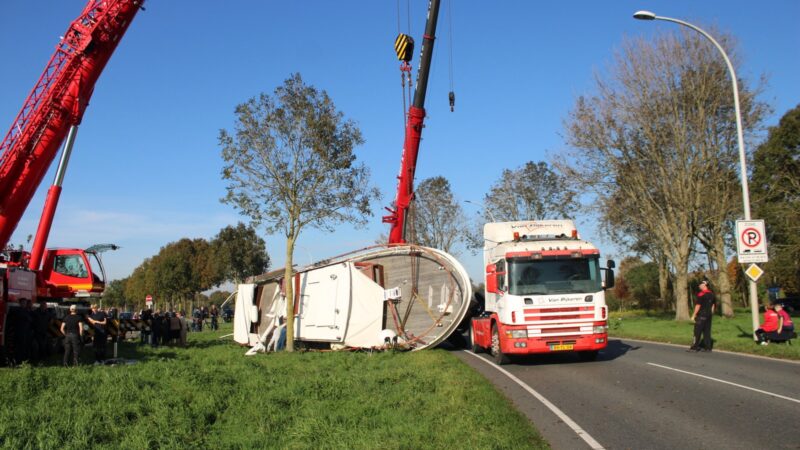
{"left": 472, "top": 220, "right": 615, "bottom": 364}
{"left": 38, "top": 248, "right": 107, "bottom": 299}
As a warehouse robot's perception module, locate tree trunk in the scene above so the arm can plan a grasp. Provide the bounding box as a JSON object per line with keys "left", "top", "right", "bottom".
{"left": 284, "top": 236, "right": 296, "bottom": 352}
{"left": 674, "top": 270, "right": 691, "bottom": 321}
{"left": 713, "top": 233, "right": 734, "bottom": 318}
{"left": 658, "top": 257, "right": 671, "bottom": 312}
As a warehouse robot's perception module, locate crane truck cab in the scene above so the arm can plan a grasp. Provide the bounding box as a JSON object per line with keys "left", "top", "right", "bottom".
{"left": 470, "top": 220, "right": 615, "bottom": 364}
{"left": 38, "top": 248, "right": 108, "bottom": 299}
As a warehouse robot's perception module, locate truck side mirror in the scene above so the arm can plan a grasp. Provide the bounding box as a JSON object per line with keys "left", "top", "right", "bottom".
{"left": 607, "top": 259, "right": 616, "bottom": 269}
{"left": 485, "top": 263, "right": 498, "bottom": 294}
{"left": 604, "top": 269, "right": 615, "bottom": 289}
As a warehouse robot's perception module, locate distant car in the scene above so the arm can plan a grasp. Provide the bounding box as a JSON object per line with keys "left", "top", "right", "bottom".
{"left": 779, "top": 297, "right": 800, "bottom": 316}
{"left": 119, "top": 312, "right": 134, "bottom": 320}
{"left": 222, "top": 307, "right": 233, "bottom": 323}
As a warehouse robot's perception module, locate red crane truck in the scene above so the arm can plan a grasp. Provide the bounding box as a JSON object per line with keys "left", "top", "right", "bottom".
{"left": 470, "top": 220, "right": 615, "bottom": 364}
{"left": 0, "top": 0, "right": 143, "bottom": 360}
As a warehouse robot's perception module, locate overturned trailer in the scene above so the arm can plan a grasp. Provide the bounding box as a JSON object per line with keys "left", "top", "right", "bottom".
{"left": 233, "top": 244, "right": 472, "bottom": 352}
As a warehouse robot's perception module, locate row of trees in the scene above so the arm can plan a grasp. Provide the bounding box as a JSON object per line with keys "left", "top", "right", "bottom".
{"left": 102, "top": 223, "right": 269, "bottom": 310}
{"left": 407, "top": 30, "right": 797, "bottom": 320}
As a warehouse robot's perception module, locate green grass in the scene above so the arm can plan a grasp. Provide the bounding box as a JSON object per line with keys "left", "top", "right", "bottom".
{"left": 0, "top": 324, "right": 548, "bottom": 449}
{"left": 609, "top": 309, "right": 800, "bottom": 360}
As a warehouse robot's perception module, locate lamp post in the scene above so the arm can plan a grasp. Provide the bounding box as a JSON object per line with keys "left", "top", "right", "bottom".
{"left": 633, "top": 10, "right": 761, "bottom": 335}
{"left": 464, "top": 200, "right": 497, "bottom": 222}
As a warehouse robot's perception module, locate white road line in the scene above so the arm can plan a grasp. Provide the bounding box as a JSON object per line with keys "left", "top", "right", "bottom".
{"left": 464, "top": 351, "right": 605, "bottom": 450}
{"left": 648, "top": 362, "right": 800, "bottom": 405}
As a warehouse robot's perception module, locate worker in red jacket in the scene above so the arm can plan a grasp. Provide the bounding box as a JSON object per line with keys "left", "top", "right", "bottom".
{"left": 775, "top": 303, "right": 794, "bottom": 339}
{"left": 755, "top": 302, "right": 780, "bottom": 345}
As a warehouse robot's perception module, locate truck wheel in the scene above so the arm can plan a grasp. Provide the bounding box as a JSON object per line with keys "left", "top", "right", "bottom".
{"left": 578, "top": 350, "right": 599, "bottom": 362}
{"left": 491, "top": 324, "right": 510, "bottom": 365}
{"left": 469, "top": 325, "right": 483, "bottom": 353}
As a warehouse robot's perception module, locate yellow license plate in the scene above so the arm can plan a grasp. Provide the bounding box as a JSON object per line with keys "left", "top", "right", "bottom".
{"left": 550, "top": 344, "right": 574, "bottom": 351}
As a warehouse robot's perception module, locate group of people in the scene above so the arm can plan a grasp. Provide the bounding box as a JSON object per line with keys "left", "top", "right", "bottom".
{"left": 138, "top": 309, "right": 189, "bottom": 348}
{"left": 59, "top": 303, "right": 111, "bottom": 367}
{"left": 688, "top": 280, "right": 796, "bottom": 352}
{"left": 190, "top": 305, "right": 220, "bottom": 332}
{"left": 754, "top": 301, "right": 795, "bottom": 345}
{"left": 5, "top": 299, "right": 55, "bottom": 365}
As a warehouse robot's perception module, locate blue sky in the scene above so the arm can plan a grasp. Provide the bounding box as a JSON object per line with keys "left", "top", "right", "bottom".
{"left": 2, "top": 1, "right": 798, "bottom": 285}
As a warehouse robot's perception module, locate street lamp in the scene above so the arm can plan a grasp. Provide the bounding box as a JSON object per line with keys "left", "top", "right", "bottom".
{"left": 464, "top": 200, "right": 497, "bottom": 222}
{"left": 633, "top": 10, "right": 761, "bottom": 335}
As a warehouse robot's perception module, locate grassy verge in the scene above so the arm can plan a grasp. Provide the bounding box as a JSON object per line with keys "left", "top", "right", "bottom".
{"left": 0, "top": 324, "right": 548, "bottom": 449}
{"left": 608, "top": 309, "right": 800, "bottom": 360}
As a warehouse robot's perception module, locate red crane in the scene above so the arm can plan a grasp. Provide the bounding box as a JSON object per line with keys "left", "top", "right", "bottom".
{"left": 0, "top": 0, "right": 143, "bottom": 264}
{"left": 383, "top": 0, "right": 441, "bottom": 244}
{"left": 0, "top": 0, "right": 142, "bottom": 354}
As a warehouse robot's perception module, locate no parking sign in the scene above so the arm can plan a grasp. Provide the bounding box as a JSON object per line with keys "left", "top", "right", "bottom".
{"left": 735, "top": 220, "right": 768, "bottom": 263}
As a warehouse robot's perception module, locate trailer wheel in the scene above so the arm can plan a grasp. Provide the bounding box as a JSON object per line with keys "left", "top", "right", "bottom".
{"left": 469, "top": 325, "right": 483, "bottom": 353}
{"left": 491, "top": 324, "right": 510, "bottom": 365}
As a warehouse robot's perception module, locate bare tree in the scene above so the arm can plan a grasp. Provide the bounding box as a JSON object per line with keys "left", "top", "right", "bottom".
{"left": 408, "top": 176, "right": 468, "bottom": 254}
{"left": 484, "top": 161, "right": 577, "bottom": 222}
{"left": 562, "top": 29, "right": 764, "bottom": 320}
{"left": 219, "top": 73, "right": 380, "bottom": 351}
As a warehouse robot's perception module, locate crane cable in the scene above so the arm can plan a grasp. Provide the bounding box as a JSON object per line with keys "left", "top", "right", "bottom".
{"left": 447, "top": 0, "right": 456, "bottom": 112}
{"left": 397, "top": 0, "right": 413, "bottom": 127}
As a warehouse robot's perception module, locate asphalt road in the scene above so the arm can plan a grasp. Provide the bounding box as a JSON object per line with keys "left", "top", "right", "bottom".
{"left": 454, "top": 339, "right": 800, "bottom": 450}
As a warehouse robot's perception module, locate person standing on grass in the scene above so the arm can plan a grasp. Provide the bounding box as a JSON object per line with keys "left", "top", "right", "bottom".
{"left": 688, "top": 280, "right": 715, "bottom": 352}
{"left": 60, "top": 305, "right": 83, "bottom": 367}
{"left": 210, "top": 305, "right": 219, "bottom": 331}
{"left": 169, "top": 311, "right": 181, "bottom": 345}
{"left": 177, "top": 311, "right": 188, "bottom": 347}
{"left": 88, "top": 304, "right": 108, "bottom": 362}
{"left": 151, "top": 310, "right": 162, "bottom": 348}
{"left": 140, "top": 308, "right": 152, "bottom": 346}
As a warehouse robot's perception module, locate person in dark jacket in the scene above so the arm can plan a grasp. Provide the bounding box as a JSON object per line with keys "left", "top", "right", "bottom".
{"left": 140, "top": 308, "right": 152, "bottom": 345}
{"left": 32, "top": 302, "right": 53, "bottom": 362}
{"left": 60, "top": 305, "right": 83, "bottom": 367}
{"left": 88, "top": 304, "right": 108, "bottom": 362}
{"left": 688, "top": 280, "right": 716, "bottom": 352}
{"left": 151, "top": 310, "right": 163, "bottom": 348}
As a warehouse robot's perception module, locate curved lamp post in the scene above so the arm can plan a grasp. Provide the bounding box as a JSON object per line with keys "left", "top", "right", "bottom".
{"left": 633, "top": 10, "right": 760, "bottom": 335}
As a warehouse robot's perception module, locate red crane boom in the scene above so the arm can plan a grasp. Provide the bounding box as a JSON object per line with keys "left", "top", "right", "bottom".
{"left": 0, "top": 0, "right": 144, "bottom": 252}
{"left": 383, "top": 0, "right": 441, "bottom": 244}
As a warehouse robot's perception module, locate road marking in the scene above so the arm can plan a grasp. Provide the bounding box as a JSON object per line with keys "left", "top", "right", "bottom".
{"left": 647, "top": 362, "right": 800, "bottom": 405}
{"left": 464, "top": 351, "right": 605, "bottom": 450}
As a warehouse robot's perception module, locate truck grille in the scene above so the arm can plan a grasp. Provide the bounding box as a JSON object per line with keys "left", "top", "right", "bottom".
{"left": 522, "top": 306, "right": 597, "bottom": 338}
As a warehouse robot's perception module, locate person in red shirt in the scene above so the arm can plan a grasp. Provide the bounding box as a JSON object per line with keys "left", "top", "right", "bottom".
{"left": 774, "top": 303, "right": 795, "bottom": 340}
{"left": 755, "top": 302, "right": 780, "bottom": 345}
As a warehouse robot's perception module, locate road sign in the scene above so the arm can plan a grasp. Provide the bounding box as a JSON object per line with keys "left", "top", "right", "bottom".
{"left": 744, "top": 264, "right": 764, "bottom": 282}
{"left": 735, "top": 220, "right": 768, "bottom": 263}
{"left": 145, "top": 294, "right": 153, "bottom": 307}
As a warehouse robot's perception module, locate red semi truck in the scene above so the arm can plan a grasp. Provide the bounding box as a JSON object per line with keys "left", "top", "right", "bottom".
{"left": 470, "top": 220, "right": 615, "bottom": 364}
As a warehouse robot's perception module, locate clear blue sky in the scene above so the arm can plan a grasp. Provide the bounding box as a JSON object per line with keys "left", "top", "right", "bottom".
{"left": 2, "top": 1, "right": 798, "bottom": 284}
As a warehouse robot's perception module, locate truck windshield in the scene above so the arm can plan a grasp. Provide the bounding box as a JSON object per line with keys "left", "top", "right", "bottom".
{"left": 508, "top": 257, "right": 602, "bottom": 295}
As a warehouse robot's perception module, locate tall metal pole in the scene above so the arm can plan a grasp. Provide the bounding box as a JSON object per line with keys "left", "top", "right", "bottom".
{"left": 633, "top": 11, "right": 761, "bottom": 335}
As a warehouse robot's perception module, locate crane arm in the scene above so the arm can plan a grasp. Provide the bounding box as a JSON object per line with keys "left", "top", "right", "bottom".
{"left": 383, "top": 0, "right": 441, "bottom": 244}
{"left": 0, "top": 0, "right": 144, "bottom": 250}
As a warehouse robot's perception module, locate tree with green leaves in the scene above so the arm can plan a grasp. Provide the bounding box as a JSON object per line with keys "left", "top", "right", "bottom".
{"left": 752, "top": 104, "right": 800, "bottom": 293}
{"left": 211, "top": 222, "right": 270, "bottom": 284}
{"left": 101, "top": 278, "right": 128, "bottom": 308}
{"left": 219, "top": 73, "right": 379, "bottom": 352}
{"left": 409, "top": 176, "right": 468, "bottom": 254}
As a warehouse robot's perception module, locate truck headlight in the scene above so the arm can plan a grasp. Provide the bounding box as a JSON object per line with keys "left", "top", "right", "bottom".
{"left": 506, "top": 330, "right": 528, "bottom": 339}
{"left": 593, "top": 325, "right": 608, "bottom": 334}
